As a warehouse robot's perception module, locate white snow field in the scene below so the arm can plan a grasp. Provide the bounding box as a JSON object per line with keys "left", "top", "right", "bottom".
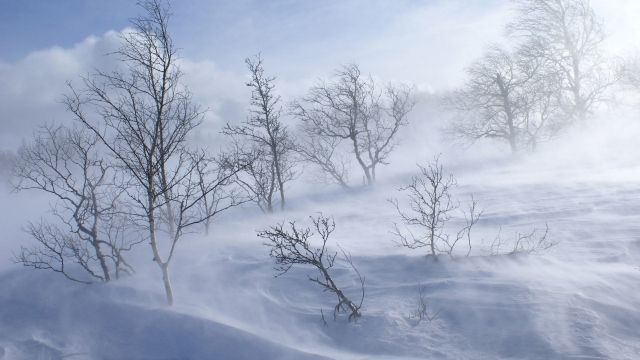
{"left": 1, "top": 148, "right": 639, "bottom": 360}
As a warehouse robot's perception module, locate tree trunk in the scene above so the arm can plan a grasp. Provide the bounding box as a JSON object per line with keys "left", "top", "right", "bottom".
{"left": 351, "top": 135, "right": 372, "bottom": 185}
{"left": 429, "top": 225, "right": 437, "bottom": 258}
{"left": 147, "top": 189, "right": 174, "bottom": 305}
{"left": 161, "top": 263, "right": 174, "bottom": 306}
{"left": 429, "top": 198, "right": 438, "bottom": 259}
{"left": 264, "top": 157, "right": 277, "bottom": 213}
{"left": 319, "top": 266, "right": 360, "bottom": 319}
{"left": 93, "top": 240, "right": 111, "bottom": 282}
{"left": 276, "top": 168, "right": 285, "bottom": 211}
{"left": 496, "top": 73, "right": 518, "bottom": 154}
{"left": 272, "top": 146, "right": 286, "bottom": 211}
{"left": 90, "top": 192, "right": 111, "bottom": 282}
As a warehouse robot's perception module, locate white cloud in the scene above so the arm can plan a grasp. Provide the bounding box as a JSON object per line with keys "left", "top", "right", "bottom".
{"left": 0, "top": 0, "right": 638, "bottom": 152}
{"left": 0, "top": 31, "right": 249, "bottom": 151}
{"left": 0, "top": 31, "right": 122, "bottom": 150}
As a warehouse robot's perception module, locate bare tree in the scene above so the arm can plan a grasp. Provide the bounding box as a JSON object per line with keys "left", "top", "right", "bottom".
{"left": 224, "top": 54, "right": 296, "bottom": 212}
{"left": 259, "top": 215, "right": 365, "bottom": 321}
{"left": 518, "top": 54, "right": 565, "bottom": 151}
{"left": 391, "top": 157, "right": 481, "bottom": 259}
{"left": 509, "top": 0, "right": 614, "bottom": 123}
{"left": 447, "top": 45, "right": 564, "bottom": 153}
{"left": 65, "top": 0, "right": 239, "bottom": 305}
{"left": 13, "top": 125, "right": 137, "bottom": 283}
{"left": 448, "top": 0, "right": 614, "bottom": 152}
{"left": 292, "top": 64, "right": 414, "bottom": 186}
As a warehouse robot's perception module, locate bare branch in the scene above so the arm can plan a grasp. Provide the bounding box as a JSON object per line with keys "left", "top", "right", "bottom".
{"left": 224, "top": 54, "right": 297, "bottom": 212}
{"left": 259, "top": 215, "right": 364, "bottom": 321}
{"left": 292, "top": 64, "right": 414, "bottom": 186}
{"left": 13, "top": 125, "right": 137, "bottom": 283}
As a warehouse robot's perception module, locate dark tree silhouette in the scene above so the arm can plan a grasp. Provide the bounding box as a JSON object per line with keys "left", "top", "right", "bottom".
{"left": 292, "top": 64, "right": 414, "bottom": 187}
{"left": 259, "top": 215, "right": 365, "bottom": 321}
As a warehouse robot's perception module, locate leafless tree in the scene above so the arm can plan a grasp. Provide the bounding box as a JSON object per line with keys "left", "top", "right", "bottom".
{"left": 391, "top": 157, "right": 481, "bottom": 259}
{"left": 259, "top": 215, "right": 365, "bottom": 321}
{"left": 508, "top": 0, "right": 614, "bottom": 123}
{"left": 519, "top": 54, "right": 565, "bottom": 151}
{"left": 65, "top": 0, "right": 240, "bottom": 305}
{"left": 224, "top": 54, "right": 296, "bottom": 212}
{"left": 292, "top": 64, "right": 414, "bottom": 186}
{"left": 446, "top": 46, "right": 563, "bottom": 153}
{"left": 13, "top": 125, "right": 137, "bottom": 283}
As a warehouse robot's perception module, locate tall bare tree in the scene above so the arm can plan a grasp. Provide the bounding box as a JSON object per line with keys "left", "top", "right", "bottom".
{"left": 509, "top": 0, "right": 614, "bottom": 123}
{"left": 447, "top": 47, "right": 524, "bottom": 153}
{"left": 292, "top": 64, "right": 414, "bottom": 187}
{"left": 519, "top": 53, "right": 565, "bottom": 151}
{"left": 447, "top": 46, "right": 563, "bottom": 153}
{"left": 65, "top": 0, "right": 239, "bottom": 305}
{"left": 13, "top": 125, "right": 137, "bottom": 283}
{"left": 224, "top": 54, "right": 295, "bottom": 212}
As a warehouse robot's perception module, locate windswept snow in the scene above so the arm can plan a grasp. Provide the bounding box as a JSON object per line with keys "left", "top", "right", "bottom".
{"left": 1, "top": 155, "right": 639, "bottom": 359}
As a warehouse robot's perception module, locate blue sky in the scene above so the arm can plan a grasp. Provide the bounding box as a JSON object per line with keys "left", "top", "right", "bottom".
{"left": 0, "top": 0, "right": 134, "bottom": 61}
{"left": 0, "top": 0, "right": 637, "bottom": 151}
{"left": 0, "top": 0, "right": 503, "bottom": 67}
{"left": 0, "top": 0, "right": 401, "bottom": 62}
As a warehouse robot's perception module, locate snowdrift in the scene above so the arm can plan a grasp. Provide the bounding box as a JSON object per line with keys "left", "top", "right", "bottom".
{"left": 1, "top": 156, "right": 640, "bottom": 359}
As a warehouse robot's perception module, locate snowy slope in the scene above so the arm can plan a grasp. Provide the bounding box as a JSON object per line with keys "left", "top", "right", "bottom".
{"left": 1, "top": 154, "right": 640, "bottom": 359}
{"left": 0, "top": 269, "right": 332, "bottom": 360}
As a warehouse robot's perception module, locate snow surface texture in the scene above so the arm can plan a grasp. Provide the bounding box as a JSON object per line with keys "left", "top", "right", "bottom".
{"left": 1, "top": 136, "right": 640, "bottom": 359}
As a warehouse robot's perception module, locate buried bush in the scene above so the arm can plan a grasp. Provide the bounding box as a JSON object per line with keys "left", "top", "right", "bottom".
{"left": 258, "top": 214, "right": 365, "bottom": 321}
{"left": 489, "top": 224, "right": 555, "bottom": 256}
{"left": 407, "top": 286, "right": 441, "bottom": 326}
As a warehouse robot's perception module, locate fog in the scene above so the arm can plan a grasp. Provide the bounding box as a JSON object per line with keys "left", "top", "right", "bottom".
{"left": 1, "top": 0, "right": 639, "bottom": 359}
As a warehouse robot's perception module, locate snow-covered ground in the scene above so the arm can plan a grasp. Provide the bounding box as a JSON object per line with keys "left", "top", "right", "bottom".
{"left": 1, "top": 146, "right": 639, "bottom": 359}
